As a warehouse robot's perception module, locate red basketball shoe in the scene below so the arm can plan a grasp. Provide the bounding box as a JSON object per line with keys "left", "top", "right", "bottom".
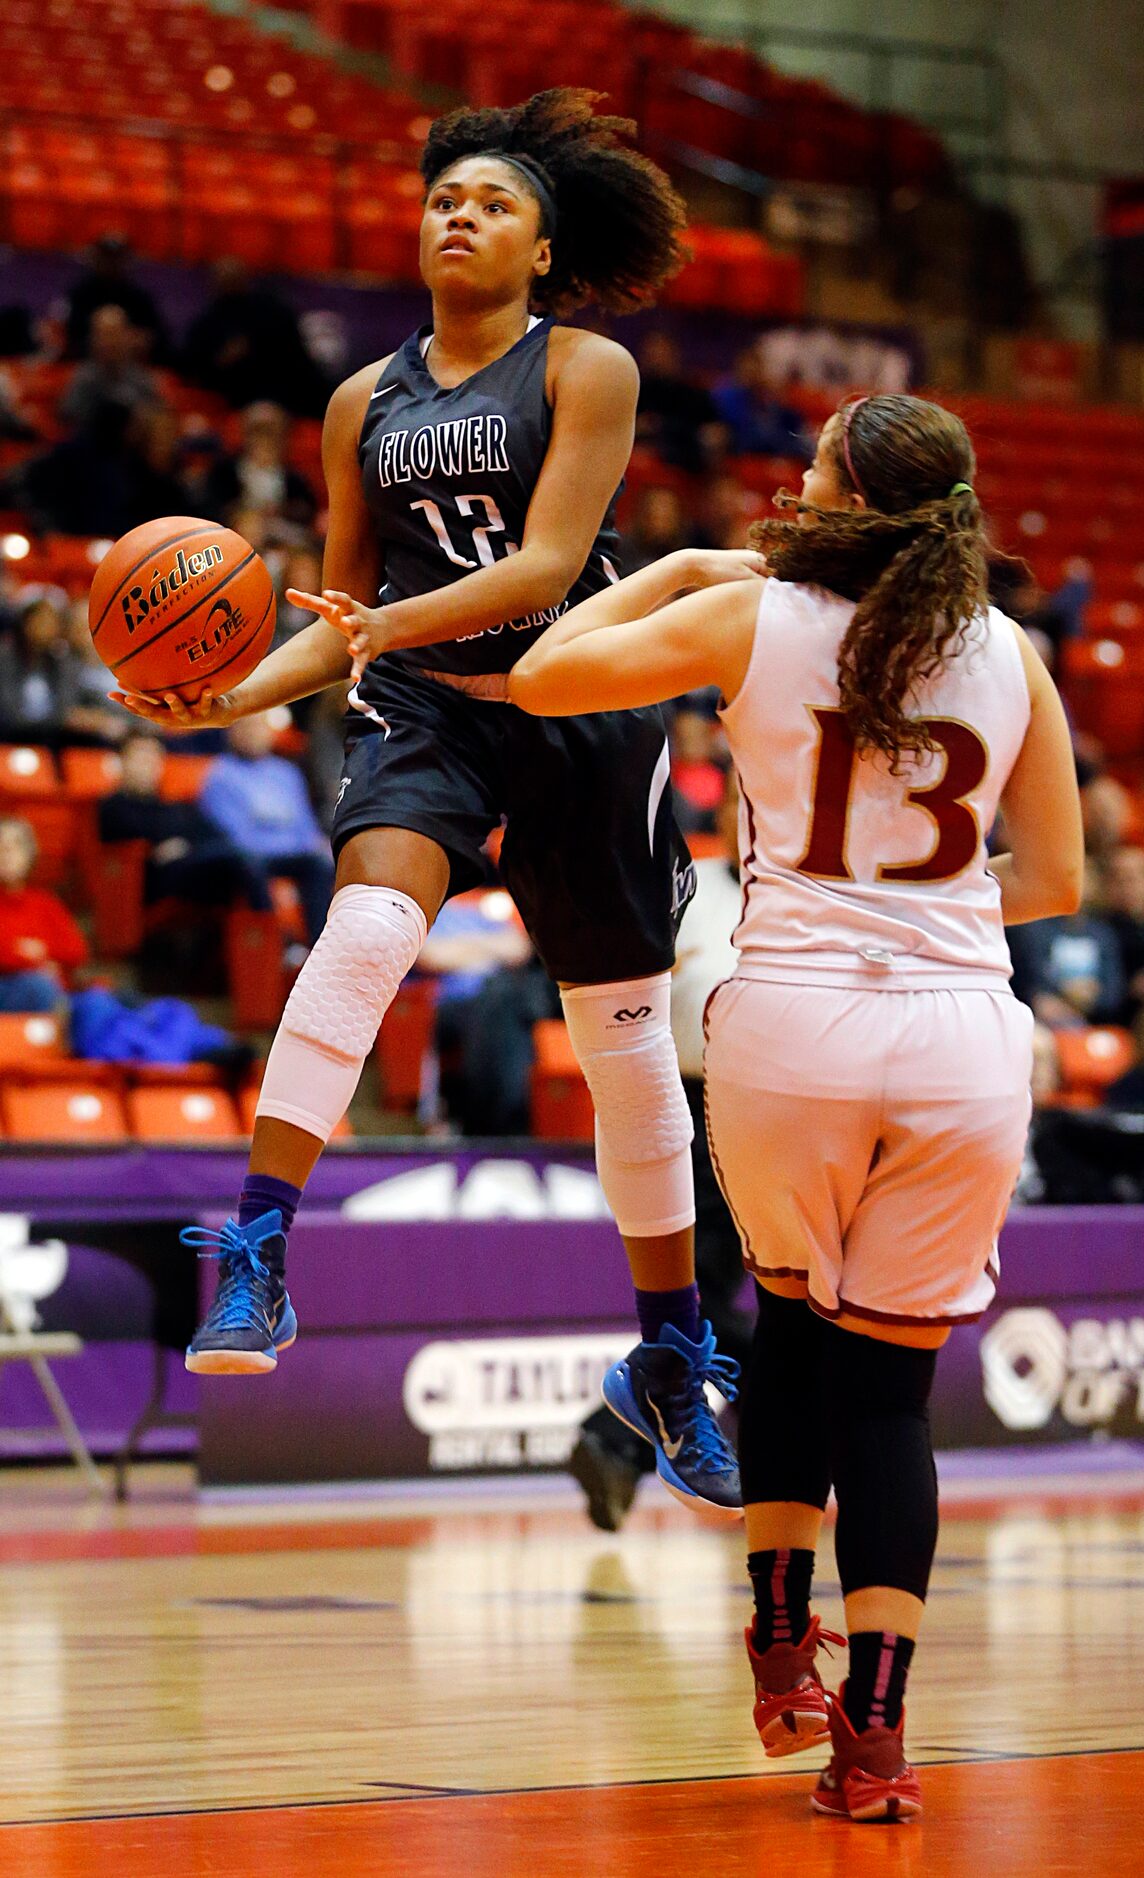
{"left": 744, "top": 1614, "right": 843, "bottom": 1758}
{"left": 811, "top": 1687, "right": 923, "bottom": 1822}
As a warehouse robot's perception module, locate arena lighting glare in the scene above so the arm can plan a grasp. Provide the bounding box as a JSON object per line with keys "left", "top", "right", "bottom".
{"left": 1, "top": 533, "right": 30, "bottom": 560}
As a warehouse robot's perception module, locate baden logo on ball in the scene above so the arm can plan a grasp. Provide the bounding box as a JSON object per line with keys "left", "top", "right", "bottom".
{"left": 88, "top": 515, "right": 276, "bottom": 703}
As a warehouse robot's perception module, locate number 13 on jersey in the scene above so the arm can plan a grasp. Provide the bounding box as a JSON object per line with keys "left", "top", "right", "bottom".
{"left": 796, "top": 706, "right": 990, "bottom": 885}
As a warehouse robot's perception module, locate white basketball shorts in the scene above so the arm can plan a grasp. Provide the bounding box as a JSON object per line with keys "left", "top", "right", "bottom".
{"left": 703, "top": 976, "right": 1034, "bottom": 1328}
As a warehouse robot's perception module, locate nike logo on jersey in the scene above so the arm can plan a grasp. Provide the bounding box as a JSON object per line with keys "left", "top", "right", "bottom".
{"left": 649, "top": 1397, "right": 683, "bottom": 1461}
{"left": 370, "top": 383, "right": 398, "bottom": 401}
{"left": 335, "top": 775, "right": 351, "bottom": 807}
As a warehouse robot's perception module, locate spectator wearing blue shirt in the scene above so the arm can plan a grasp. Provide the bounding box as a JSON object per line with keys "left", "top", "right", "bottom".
{"left": 710, "top": 346, "right": 812, "bottom": 460}
{"left": 199, "top": 715, "right": 334, "bottom": 946}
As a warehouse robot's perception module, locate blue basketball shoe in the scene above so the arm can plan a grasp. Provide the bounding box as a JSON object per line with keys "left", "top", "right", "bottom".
{"left": 602, "top": 1320, "right": 741, "bottom": 1517}
{"left": 182, "top": 1210, "right": 297, "bottom": 1375}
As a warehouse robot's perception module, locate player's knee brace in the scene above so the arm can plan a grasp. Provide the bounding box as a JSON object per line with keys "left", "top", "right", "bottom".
{"left": 257, "top": 884, "right": 427, "bottom": 1143}
{"left": 739, "top": 1286, "right": 832, "bottom": 1510}
{"left": 560, "top": 973, "right": 694, "bottom": 1238}
{"left": 827, "top": 1327, "right": 939, "bottom": 1603}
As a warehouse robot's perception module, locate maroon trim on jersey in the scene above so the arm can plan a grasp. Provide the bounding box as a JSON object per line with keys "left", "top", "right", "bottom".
{"left": 809, "top": 1293, "right": 990, "bottom": 1329}
{"left": 700, "top": 991, "right": 756, "bottom": 1269}
{"left": 736, "top": 766, "right": 758, "bottom": 931}
{"left": 744, "top": 1256, "right": 811, "bottom": 1283}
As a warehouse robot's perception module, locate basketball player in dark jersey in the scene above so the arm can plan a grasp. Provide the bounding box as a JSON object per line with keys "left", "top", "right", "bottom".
{"left": 116, "top": 91, "right": 758, "bottom": 1511}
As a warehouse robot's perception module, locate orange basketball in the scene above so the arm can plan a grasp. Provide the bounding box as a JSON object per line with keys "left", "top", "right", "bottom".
{"left": 88, "top": 516, "right": 276, "bottom": 701}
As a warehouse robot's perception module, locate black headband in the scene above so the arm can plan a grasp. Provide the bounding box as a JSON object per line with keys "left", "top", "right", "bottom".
{"left": 481, "top": 151, "right": 558, "bottom": 235}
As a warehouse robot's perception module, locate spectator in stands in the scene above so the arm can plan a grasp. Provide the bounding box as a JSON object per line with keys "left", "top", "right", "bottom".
{"left": 1008, "top": 863, "right": 1126, "bottom": 1027}
{"left": 1078, "top": 753, "right": 1134, "bottom": 860}
{"left": 198, "top": 715, "right": 333, "bottom": 946}
{"left": 988, "top": 554, "right": 1092, "bottom": 661}
{"left": 63, "top": 599, "right": 133, "bottom": 744}
{"left": 623, "top": 484, "right": 693, "bottom": 574}
{"left": 64, "top": 233, "right": 168, "bottom": 363}
{"left": 12, "top": 403, "right": 136, "bottom": 538}
{"left": 59, "top": 305, "right": 160, "bottom": 437}
{"left": 691, "top": 469, "right": 754, "bottom": 550}
{"left": 669, "top": 707, "right": 726, "bottom": 835}
{"left": 201, "top": 402, "right": 317, "bottom": 532}
{"left": 711, "top": 345, "right": 811, "bottom": 459}
{"left": 0, "top": 816, "right": 87, "bottom": 1013}
{"left": 181, "top": 258, "right": 328, "bottom": 417}
{"left": 0, "top": 590, "right": 122, "bottom": 747}
{"left": 634, "top": 329, "right": 724, "bottom": 474}
{"left": 274, "top": 541, "right": 326, "bottom": 648}
{"left": 418, "top": 889, "right": 551, "bottom": 1135}
{"left": 0, "top": 365, "right": 37, "bottom": 442}
{"left": 117, "top": 403, "right": 196, "bottom": 530}
{"left": 1102, "top": 844, "right": 1144, "bottom": 1023}
{"left": 99, "top": 729, "right": 278, "bottom": 916}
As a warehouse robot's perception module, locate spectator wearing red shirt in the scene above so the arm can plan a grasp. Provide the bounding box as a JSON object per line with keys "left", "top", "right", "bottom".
{"left": 0, "top": 817, "right": 88, "bottom": 1012}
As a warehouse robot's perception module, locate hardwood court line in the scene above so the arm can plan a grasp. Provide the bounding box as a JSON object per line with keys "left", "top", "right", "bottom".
{"left": 4, "top": 1480, "right": 1144, "bottom": 1567}
{"left": 10, "top": 1743, "right": 1144, "bottom": 1830}
{"left": 2, "top": 1754, "right": 1141, "bottom": 1878}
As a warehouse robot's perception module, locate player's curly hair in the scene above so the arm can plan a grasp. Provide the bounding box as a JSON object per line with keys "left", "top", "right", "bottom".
{"left": 751, "top": 394, "right": 988, "bottom": 771}
{"left": 419, "top": 88, "right": 688, "bottom": 316}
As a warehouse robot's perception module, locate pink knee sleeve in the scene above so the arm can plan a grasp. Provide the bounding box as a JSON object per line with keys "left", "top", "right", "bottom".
{"left": 256, "top": 884, "right": 427, "bottom": 1142}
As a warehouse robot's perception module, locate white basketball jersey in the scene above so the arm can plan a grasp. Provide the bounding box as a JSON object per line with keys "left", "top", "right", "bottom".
{"left": 720, "top": 578, "right": 1031, "bottom": 988}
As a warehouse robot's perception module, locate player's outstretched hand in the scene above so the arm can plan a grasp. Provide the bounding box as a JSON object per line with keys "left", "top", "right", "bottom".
{"left": 287, "top": 587, "right": 382, "bottom": 684}
{"left": 108, "top": 685, "right": 238, "bottom": 730}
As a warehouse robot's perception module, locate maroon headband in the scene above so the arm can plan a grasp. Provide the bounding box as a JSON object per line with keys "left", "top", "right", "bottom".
{"left": 841, "top": 396, "right": 869, "bottom": 501}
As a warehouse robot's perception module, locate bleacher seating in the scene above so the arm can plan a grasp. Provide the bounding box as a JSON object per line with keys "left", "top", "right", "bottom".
{"left": 0, "top": 0, "right": 803, "bottom": 310}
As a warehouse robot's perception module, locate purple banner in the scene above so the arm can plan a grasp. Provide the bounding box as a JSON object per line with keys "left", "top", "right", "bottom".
{"left": 2, "top": 1139, "right": 1142, "bottom": 1477}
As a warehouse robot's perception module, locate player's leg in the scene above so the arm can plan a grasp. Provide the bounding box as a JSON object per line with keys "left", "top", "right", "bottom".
{"left": 186, "top": 680, "right": 502, "bottom": 1375}
{"left": 704, "top": 979, "right": 878, "bottom": 1756}
{"left": 185, "top": 827, "right": 448, "bottom": 1373}
{"left": 568, "top": 1075, "right": 747, "bottom": 1532}
{"left": 812, "top": 988, "right": 1034, "bottom": 1822}
{"left": 809, "top": 1320, "right": 935, "bottom": 1824}
{"left": 502, "top": 706, "right": 740, "bottom": 1513}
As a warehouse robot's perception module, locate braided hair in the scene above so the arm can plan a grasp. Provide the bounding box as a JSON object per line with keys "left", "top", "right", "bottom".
{"left": 419, "top": 88, "right": 688, "bottom": 316}
{"left": 752, "top": 394, "right": 989, "bottom": 770}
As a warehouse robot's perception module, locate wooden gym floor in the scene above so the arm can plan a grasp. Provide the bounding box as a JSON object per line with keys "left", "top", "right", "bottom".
{"left": 0, "top": 1464, "right": 1142, "bottom": 1876}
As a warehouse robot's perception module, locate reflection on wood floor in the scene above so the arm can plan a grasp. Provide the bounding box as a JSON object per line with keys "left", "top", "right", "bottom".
{"left": 0, "top": 1466, "right": 1142, "bottom": 1874}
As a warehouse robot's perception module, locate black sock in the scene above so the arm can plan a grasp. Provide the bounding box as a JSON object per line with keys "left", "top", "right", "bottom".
{"left": 844, "top": 1631, "right": 915, "bottom": 1733}
{"left": 747, "top": 1547, "right": 814, "bottom": 1649}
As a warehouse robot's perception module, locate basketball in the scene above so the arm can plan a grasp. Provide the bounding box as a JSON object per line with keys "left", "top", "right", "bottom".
{"left": 87, "top": 515, "right": 276, "bottom": 700}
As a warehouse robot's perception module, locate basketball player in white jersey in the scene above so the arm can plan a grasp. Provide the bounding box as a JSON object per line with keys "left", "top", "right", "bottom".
{"left": 401, "top": 392, "right": 1082, "bottom": 1821}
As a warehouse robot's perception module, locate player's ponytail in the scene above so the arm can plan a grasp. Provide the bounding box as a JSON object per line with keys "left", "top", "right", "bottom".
{"left": 751, "top": 395, "right": 989, "bottom": 771}
{"left": 420, "top": 89, "right": 689, "bottom": 315}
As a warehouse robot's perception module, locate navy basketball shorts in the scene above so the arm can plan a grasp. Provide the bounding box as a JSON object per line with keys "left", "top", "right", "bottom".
{"left": 330, "top": 664, "right": 696, "bottom": 984}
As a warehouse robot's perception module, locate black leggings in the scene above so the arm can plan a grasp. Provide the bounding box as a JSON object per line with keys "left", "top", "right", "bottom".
{"left": 739, "top": 1284, "right": 939, "bottom": 1603}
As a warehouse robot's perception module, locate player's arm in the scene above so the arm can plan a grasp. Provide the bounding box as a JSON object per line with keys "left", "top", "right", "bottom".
{"left": 112, "top": 367, "right": 381, "bottom": 730}
{"left": 295, "top": 333, "right": 641, "bottom": 667}
{"left": 508, "top": 578, "right": 763, "bottom": 717}
{"left": 990, "top": 625, "right": 1084, "bottom": 924}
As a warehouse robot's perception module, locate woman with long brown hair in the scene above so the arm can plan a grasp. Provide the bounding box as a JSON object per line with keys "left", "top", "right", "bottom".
{"left": 415, "top": 392, "right": 1082, "bottom": 1819}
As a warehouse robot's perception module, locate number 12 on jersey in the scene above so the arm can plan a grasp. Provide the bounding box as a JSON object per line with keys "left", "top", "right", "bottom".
{"left": 411, "top": 494, "right": 520, "bottom": 570}
{"left": 796, "top": 706, "right": 990, "bottom": 884}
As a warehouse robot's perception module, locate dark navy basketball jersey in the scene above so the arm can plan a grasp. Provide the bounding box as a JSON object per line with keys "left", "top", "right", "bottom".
{"left": 353, "top": 315, "right": 622, "bottom": 696}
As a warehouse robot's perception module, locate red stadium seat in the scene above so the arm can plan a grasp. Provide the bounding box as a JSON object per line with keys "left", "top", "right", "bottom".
{"left": 2, "top": 1081, "right": 129, "bottom": 1142}
{"left": 530, "top": 1018, "right": 594, "bottom": 1141}
{"left": 127, "top": 1085, "right": 243, "bottom": 1141}
{"left": 0, "top": 1012, "right": 68, "bottom": 1077}
{"left": 1054, "top": 1027, "right": 1136, "bottom": 1103}
{"left": 374, "top": 978, "right": 435, "bottom": 1112}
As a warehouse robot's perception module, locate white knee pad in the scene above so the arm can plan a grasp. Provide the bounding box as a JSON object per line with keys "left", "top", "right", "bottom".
{"left": 560, "top": 973, "right": 694, "bottom": 1238}
{"left": 257, "top": 883, "right": 427, "bottom": 1142}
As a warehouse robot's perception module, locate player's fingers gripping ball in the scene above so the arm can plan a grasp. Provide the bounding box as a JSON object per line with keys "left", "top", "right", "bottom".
{"left": 89, "top": 517, "right": 276, "bottom": 703}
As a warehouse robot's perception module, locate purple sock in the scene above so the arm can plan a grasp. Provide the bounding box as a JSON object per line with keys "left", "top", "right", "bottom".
{"left": 635, "top": 1282, "right": 701, "bottom": 1345}
{"left": 238, "top": 1174, "right": 302, "bottom": 1236}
